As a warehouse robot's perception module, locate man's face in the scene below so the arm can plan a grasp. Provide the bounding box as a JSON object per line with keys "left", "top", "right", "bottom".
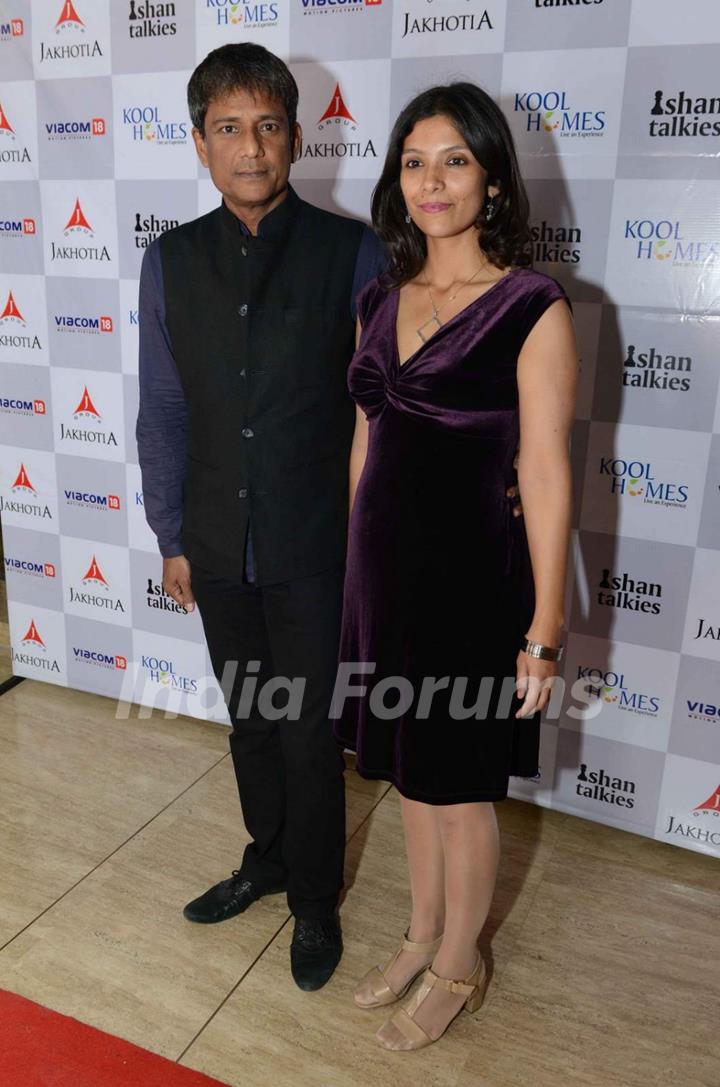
{"left": 192, "top": 87, "right": 302, "bottom": 220}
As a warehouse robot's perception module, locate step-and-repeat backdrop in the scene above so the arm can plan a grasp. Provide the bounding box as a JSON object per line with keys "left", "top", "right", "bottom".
{"left": 1, "top": 0, "right": 719, "bottom": 856}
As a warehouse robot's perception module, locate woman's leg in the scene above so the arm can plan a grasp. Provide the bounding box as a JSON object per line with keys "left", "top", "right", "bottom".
{"left": 377, "top": 800, "right": 500, "bottom": 1047}
{"left": 354, "top": 795, "right": 445, "bottom": 1002}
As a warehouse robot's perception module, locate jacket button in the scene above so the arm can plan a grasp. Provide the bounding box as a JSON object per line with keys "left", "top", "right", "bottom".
{"left": 238, "top": 303, "right": 248, "bottom": 317}
{"left": 237, "top": 487, "right": 248, "bottom": 499}
{"left": 241, "top": 427, "right": 254, "bottom": 439}
{"left": 239, "top": 368, "right": 246, "bottom": 378}
{"left": 241, "top": 245, "right": 248, "bottom": 257}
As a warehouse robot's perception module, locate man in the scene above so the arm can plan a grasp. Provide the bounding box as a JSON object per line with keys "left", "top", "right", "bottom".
{"left": 137, "top": 43, "right": 386, "bottom": 992}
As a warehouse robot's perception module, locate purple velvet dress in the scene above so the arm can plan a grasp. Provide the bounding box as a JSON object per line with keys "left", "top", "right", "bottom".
{"left": 332, "top": 266, "right": 570, "bottom": 804}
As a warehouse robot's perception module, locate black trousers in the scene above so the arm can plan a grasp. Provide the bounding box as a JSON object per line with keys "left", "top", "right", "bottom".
{"left": 191, "top": 560, "right": 347, "bottom": 919}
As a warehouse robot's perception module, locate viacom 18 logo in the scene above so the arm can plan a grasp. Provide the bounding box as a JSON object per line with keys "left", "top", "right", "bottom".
{"left": 0, "top": 215, "right": 36, "bottom": 238}
{"left": 514, "top": 90, "right": 606, "bottom": 139}
{"left": 300, "top": 0, "right": 382, "bottom": 14}
{"left": 205, "top": 0, "right": 279, "bottom": 27}
{"left": 122, "top": 105, "right": 187, "bottom": 146}
{"left": 624, "top": 218, "right": 719, "bottom": 266}
{"left": 599, "top": 456, "right": 689, "bottom": 509}
{"left": 0, "top": 17, "right": 24, "bottom": 40}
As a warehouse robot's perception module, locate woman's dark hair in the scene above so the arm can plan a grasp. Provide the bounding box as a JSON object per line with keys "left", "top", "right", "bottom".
{"left": 187, "top": 43, "right": 299, "bottom": 138}
{"left": 372, "top": 82, "right": 532, "bottom": 285}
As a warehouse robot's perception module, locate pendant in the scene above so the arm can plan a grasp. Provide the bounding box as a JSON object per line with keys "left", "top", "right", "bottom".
{"left": 417, "top": 312, "right": 442, "bottom": 343}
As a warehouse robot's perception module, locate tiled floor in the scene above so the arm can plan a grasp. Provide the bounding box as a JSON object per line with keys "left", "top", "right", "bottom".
{"left": 0, "top": 680, "right": 717, "bottom": 1087}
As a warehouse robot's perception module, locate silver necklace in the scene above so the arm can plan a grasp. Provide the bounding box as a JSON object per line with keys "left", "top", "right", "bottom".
{"left": 416, "top": 261, "right": 489, "bottom": 343}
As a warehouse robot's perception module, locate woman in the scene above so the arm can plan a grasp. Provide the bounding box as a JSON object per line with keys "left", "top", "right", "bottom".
{"left": 332, "top": 83, "right": 578, "bottom": 1051}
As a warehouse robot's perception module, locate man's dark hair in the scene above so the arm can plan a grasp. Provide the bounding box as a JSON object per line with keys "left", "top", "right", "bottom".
{"left": 371, "top": 82, "right": 533, "bottom": 286}
{"left": 187, "top": 43, "right": 299, "bottom": 137}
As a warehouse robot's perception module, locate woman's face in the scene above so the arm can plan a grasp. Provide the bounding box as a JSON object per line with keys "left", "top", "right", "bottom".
{"left": 398, "top": 113, "right": 499, "bottom": 242}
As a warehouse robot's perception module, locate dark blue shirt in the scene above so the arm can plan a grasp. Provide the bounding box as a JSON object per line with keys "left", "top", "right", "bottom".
{"left": 136, "top": 196, "right": 388, "bottom": 582}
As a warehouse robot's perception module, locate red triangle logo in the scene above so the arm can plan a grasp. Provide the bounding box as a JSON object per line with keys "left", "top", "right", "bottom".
{"left": 65, "top": 197, "right": 93, "bottom": 233}
{"left": 318, "top": 82, "right": 357, "bottom": 125}
{"left": 0, "top": 103, "right": 14, "bottom": 134}
{"left": 22, "top": 619, "right": 45, "bottom": 647}
{"left": 73, "top": 385, "right": 101, "bottom": 418}
{"left": 82, "top": 555, "right": 109, "bottom": 586}
{"left": 12, "top": 463, "right": 36, "bottom": 492}
{"left": 694, "top": 785, "right": 720, "bottom": 814}
{"left": 56, "top": 0, "right": 85, "bottom": 28}
{"left": 1, "top": 290, "right": 24, "bottom": 323}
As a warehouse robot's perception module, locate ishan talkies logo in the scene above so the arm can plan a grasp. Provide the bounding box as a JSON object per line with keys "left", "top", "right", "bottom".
{"left": 650, "top": 89, "right": 720, "bottom": 139}
{"left": 622, "top": 342, "right": 692, "bottom": 394}
{"left": 128, "top": 1, "right": 177, "bottom": 39}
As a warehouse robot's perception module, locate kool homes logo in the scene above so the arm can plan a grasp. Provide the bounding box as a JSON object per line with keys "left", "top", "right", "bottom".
{"left": 140, "top": 651, "right": 199, "bottom": 693}
{"left": 128, "top": 1, "right": 177, "bottom": 38}
{"left": 299, "top": 0, "right": 382, "bottom": 15}
{"left": 576, "top": 761, "right": 636, "bottom": 809}
{"left": 72, "top": 644, "right": 127, "bottom": 670}
{"left": 0, "top": 289, "right": 42, "bottom": 354}
{"left": 401, "top": 4, "right": 493, "bottom": 39}
{"left": 204, "top": 0, "right": 279, "bottom": 29}
{"left": 596, "top": 566, "right": 662, "bottom": 616}
{"left": 0, "top": 463, "right": 53, "bottom": 521}
{"left": 45, "top": 114, "right": 106, "bottom": 142}
{"left": 649, "top": 89, "right": 720, "bottom": 139}
{"left": 146, "top": 575, "right": 189, "bottom": 615}
{"left": 39, "top": 0, "right": 103, "bottom": 63}
{"left": 0, "top": 101, "right": 31, "bottom": 165}
{"left": 514, "top": 88, "right": 606, "bottom": 139}
{"left": 577, "top": 663, "right": 661, "bottom": 718}
{"left": 300, "top": 83, "right": 377, "bottom": 162}
{"left": 598, "top": 454, "right": 689, "bottom": 509}
{"left": 622, "top": 342, "right": 692, "bottom": 393}
{"left": 530, "top": 219, "right": 581, "bottom": 264}
{"left": 0, "top": 16, "right": 24, "bottom": 41}
{"left": 133, "top": 211, "right": 179, "bottom": 249}
{"left": 0, "top": 392, "right": 47, "bottom": 418}
{"left": 12, "top": 618, "right": 61, "bottom": 673}
{"left": 121, "top": 104, "right": 187, "bottom": 145}
{"left": 4, "top": 553, "right": 56, "bottom": 580}
{"left": 58, "top": 385, "right": 118, "bottom": 449}
{"left": 665, "top": 784, "right": 720, "bottom": 847}
{"left": 623, "top": 217, "right": 718, "bottom": 267}
{"left": 63, "top": 484, "right": 121, "bottom": 512}
{"left": 50, "top": 197, "right": 111, "bottom": 266}
{"left": 68, "top": 554, "right": 126, "bottom": 614}
{"left": 0, "top": 213, "right": 36, "bottom": 238}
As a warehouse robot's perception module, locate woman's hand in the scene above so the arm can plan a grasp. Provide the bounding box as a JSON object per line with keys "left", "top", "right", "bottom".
{"left": 514, "top": 649, "right": 558, "bottom": 718}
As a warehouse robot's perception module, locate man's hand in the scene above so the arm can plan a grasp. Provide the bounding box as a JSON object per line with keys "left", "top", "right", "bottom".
{"left": 162, "top": 555, "right": 195, "bottom": 613}
{"left": 507, "top": 448, "right": 524, "bottom": 518}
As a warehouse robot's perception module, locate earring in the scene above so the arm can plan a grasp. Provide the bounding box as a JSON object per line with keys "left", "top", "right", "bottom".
{"left": 485, "top": 197, "right": 496, "bottom": 222}
{"left": 405, "top": 212, "right": 412, "bottom": 224}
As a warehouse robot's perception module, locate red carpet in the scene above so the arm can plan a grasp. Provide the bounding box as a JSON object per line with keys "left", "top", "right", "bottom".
{"left": 0, "top": 989, "right": 233, "bottom": 1087}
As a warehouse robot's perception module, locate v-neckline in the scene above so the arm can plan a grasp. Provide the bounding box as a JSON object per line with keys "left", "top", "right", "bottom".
{"left": 393, "top": 266, "right": 521, "bottom": 370}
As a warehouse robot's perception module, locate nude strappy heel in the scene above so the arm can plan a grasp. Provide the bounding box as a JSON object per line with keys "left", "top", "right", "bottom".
{"left": 376, "top": 953, "right": 488, "bottom": 1050}
{"left": 352, "top": 928, "right": 444, "bottom": 1008}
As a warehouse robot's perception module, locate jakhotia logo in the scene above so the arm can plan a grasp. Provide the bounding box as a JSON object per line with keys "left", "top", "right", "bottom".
{"left": 599, "top": 456, "right": 689, "bottom": 509}
{"left": 0, "top": 289, "right": 42, "bottom": 352}
{"left": 134, "top": 211, "right": 179, "bottom": 249}
{"left": 650, "top": 89, "right": 720, "bottom": 139}
{"left": 141, "top": 653, "right": 199, "bottom": 693}
{"left": 51, "top": 198, "right": 111, "bottom": 265}
{"left": 122, "top": 106, "right": 186, "bottom": 145}
{"left": 59, "top": 386, "right": 118, "bottom": 448}
{"left": 128, "top": 1, "right": 178, "bottom": 38}
{"left": 13, "top": 619, "right": 61, "bottom": 673}
{"left": 596, "top": 567, "right": 662, "bottom": 615}
{"left": 624, "top": 218, "right": 718, "bottom": 266}
{"left": 0, "top": 463, "right": 53, "bottom": 521}
{"left": 401, "top": 4, "right": 492, "bottom": 38}
{"left": 622, "top": 342, "right": 691, "bottom": 393}
{"left": 576, "top": 762, "right": 636, "bottom": 809}
{"left": 0, "top": 101, "right": 31, "bottom": 164}
{"left": 45, "top": 115, "right": 105, "bottom": 141}
{"left": 205, "top": 0, "right": 279, "bottom": 28}
{"left": 300, "top": 83, "right": 376, "bottom": 161}
{"left": 665, "top": 784, "right": 720, "bottom": 847}
{"left": 692, "top": 616, "right": 720, "bottom": 643}
{"left": 69, "top": 555, "right": 126, "bottom": 612}
{"left": 514, "top": 89, "right": 605, "bottom": 138}
{"left": 578, "top": 664, "right": 660, "bottom": 717}
{"left": 41, "top": 1, "right": 103, "bottom": 62}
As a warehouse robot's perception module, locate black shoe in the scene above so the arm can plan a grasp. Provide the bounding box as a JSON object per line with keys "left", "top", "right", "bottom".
{"left": 183, "top": 871, "right": 286, "bottom": 924}
{"left": 290, "top": 914, "right": 343, "bottom": 991}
